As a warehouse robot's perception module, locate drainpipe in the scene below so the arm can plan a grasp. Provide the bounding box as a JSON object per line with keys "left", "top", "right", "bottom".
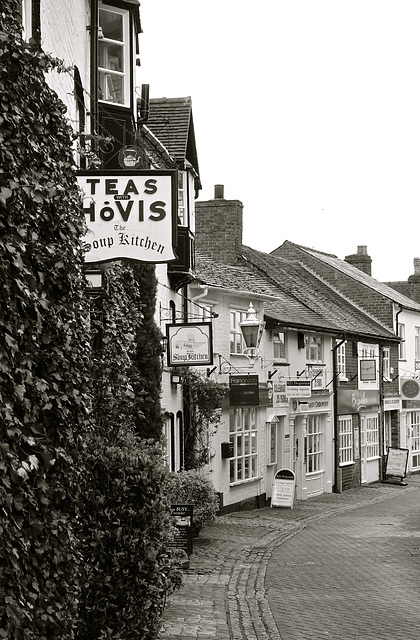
{"left": 332, "top": 335, "right": 346, "bottom": 493}
{"left": 90, "top": 0, "right": 99, "bottom": 149}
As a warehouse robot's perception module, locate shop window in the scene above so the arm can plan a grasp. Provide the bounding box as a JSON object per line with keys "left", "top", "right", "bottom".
{"left": 230, "top": 309, "right": 246, "bottom": 355}
{"left": 362, "top": 416, "right": 379, "bottom": 459}
{"left": 339, "top": 415, "right": 353, "bottom": 465}
{"left": 229, "top": 407, "right": 257, "bottom": 483}
{"left": 410, "top": 412, "right": 420, "bottom": 469}
{"left": 267, "top": 421, "right": 277, "bottom": 465}
{"left": 98, "top": 4, "right": 129, "bottom": 106}
{"left": 306, "top": 415, "right": 323, "bottom": 473}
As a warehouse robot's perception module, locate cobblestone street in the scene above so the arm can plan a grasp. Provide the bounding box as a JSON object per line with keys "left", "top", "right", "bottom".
{"left": 159, "top": 475, "right": 420, "bottom": 639}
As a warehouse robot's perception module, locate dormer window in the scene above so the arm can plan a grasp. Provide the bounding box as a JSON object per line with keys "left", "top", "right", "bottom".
{"left": 98, "top": 4, "right": 129, "bottom": 106}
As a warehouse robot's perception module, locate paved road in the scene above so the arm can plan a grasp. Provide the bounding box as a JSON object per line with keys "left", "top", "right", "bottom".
{"left": 159, "top": 476, "right": 420, "bottom": 640}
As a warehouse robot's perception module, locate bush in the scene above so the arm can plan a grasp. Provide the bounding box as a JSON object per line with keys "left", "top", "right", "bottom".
{"left": 167, "top": 470, "right": 219, "bottom": 536}
{"left": 76, "top": 431, "right": 182, "bottom": 640}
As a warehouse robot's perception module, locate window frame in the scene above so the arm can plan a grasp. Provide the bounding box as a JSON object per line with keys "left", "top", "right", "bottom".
{"left": 382, "top": 347, "right": 391, "bottom": 381}
{"left": 229, "top": 407, "right": 258, "bottom": 484}
{"left": 338, "top": 415, "right": 353, "bottom": 465}
{"left": 306, "top": 414, "right": 323, "bottom": 474}
{"left": 398, "top": 323, "right": 406, "bottom": 360}
{"left": 98, "top": 3, "right": 130, "bottom": 107}
{"left": 230, "top": 309, "right": 247, "bottom": 356}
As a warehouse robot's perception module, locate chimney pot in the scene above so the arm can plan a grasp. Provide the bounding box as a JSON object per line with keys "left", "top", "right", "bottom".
{"left": 357, "top": 245, "right": 368, "bottom": 255}
{"left": 414, "top": 258, "right": 420, "bottom": 275}
{"left": 214, "top": 184, "right": 224, "bottom": 199}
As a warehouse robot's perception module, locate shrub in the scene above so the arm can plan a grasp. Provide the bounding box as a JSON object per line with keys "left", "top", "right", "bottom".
{"left": 76, "top": 431, "right": 181, "bottom": 640}
{"left": 167, "top": 470, "right": 219, "bottom": 536}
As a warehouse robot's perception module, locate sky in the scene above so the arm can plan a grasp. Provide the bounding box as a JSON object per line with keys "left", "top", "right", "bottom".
{"left": 138, "top": 0, "right": 420, "bottom": 282}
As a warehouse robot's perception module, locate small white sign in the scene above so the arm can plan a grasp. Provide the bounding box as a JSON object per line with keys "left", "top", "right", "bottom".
{"left": 286, "top": 379, "right": 311, "bottom": 398}
{"left": 78, "top": 171, "right": 177, "bottom": 264}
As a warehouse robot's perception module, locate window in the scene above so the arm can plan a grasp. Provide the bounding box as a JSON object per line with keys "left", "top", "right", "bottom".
{"left": 398, "top": 323, "right": 406, "bottom": 360}
{"left": 363, "top": 416, "right": 379, "bottom": 459}
{"left": 339, "top": 416, "right": 353, "bottom": 465}
{"left": 177, "top": 172, "right": 186, "bottom": 225}
{"left": 306, "top": 415, "right": 323, "bottom": 473}
{"left": 267, "top": 421, "right": 277, "bottom": 465}
{"left": 98, "top": 5, "right": 129, "bottom": 106}
{"left": 383, "top": 347, "right": 390, "bottom": 381}
{"left": 21, "top": 0, "right": 32, "bottom": 39}
{"left": 272, "top": 330, "right": 286, "bottom": 361}
{"left": 305, "top": 335, "right": 323, "bottom": 362}
{"left": 230, "top": 309, "right": 246, "bottom": 355}
{"left": 383, "top": 411, "right": 392, "bottom": 454}
{"left": 229, "top": 407, "right": 257, "bottom": 483}
{"left": 410, "top": 412, "right": 420, "bottom": 469}
{"left": 415, "top": 327, "right": 420, "bottom": 361}
{"left": 336, "top": 340, "right": 346, "bottom": 379}
{"left": 195, "top": 303, "right": 213, "bottom": 322}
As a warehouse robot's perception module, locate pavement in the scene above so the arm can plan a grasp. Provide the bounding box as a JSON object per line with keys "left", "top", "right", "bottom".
{"left": 158, "top": 473, "right": 420, "bottom": 640}
{"left": 159, "top": 474, "right": 420, "bottom": 640}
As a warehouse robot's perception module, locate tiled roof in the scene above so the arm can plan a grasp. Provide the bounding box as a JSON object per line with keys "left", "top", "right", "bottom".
{"left": 194, "top": 249, "right": 397, "bottom": 341}
{"left": 280, "top": 241, "right": 420, "bottom": 313}
{"left": 241, "top": 246, "right": 396, "bottom": 340}
{"left": 146, "top": 97, "right": 200, "bottom": 181}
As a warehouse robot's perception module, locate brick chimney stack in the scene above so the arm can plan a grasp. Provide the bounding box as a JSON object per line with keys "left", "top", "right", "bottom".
{"left": 344, "top": 245, "right": 372, "bottom": 276}
{"left": 195, "top": 185, "right": 243, "bottom": 265}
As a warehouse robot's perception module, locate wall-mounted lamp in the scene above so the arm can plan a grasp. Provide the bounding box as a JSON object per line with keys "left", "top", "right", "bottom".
{"left": 239, "top": 302, "right": 265, "bottom": 361}
{"left": 170, "top": 373, "right": 182, "bottom": 385}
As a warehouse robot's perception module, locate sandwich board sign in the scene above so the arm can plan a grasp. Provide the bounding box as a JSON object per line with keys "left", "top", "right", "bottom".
{"left": 271, "top": 469, "right": 295, "bottom": 509}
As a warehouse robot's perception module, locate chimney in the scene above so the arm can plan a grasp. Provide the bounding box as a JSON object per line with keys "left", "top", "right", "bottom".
{"left": 344, "top": 245, "right": 372, "bottom": 276}
{"left": 195, "top": 185, "right": 243, "bottom": 265}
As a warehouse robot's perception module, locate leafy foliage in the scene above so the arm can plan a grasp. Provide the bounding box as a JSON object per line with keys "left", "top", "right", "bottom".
{"left": 1, "top": 6, "right": 181, "bottom": 639}
{"left": 167, "top": 470, "right": 220, "bottom": 536}
{"left": 181, "top": 368, "right": 225, "bottom": 469}
{"left": 79, "top": 261, "right": 181, "bottom": 639}
{"left": 0, "top": 6, "right": 91, "bottom": 637}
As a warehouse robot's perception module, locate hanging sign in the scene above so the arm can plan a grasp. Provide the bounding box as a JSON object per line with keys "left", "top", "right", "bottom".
{"left": 77, "top": 170, "right": 177, "bottom": 264}
{"left": 285, "top": 379, "right": 311, "bottom": 398}
{"left": 167, "top": 323, "right": 213, "bottom": 367}
{"left": 229, "top": 375, "right": 259, "bottom": 406}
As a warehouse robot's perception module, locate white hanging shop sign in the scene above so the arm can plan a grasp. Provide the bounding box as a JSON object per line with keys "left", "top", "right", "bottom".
{"left": 77, "top": 170, "right": 177, "bottom": 264}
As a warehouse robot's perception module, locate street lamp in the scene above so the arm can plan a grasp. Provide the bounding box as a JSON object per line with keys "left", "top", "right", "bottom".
{"left": 239, "top": 302, "right": 264, "bottom": 361}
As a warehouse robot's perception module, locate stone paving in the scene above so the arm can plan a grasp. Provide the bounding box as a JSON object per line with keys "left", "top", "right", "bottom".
{"left": 159, "top": 475, "right": 420, "bottom": 640}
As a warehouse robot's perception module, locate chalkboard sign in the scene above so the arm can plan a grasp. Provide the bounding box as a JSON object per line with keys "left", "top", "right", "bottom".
{"left": 385, "top": 447, "right": 409, "bottom": 479}
{"left": 168, "top": 505, "right": 193, "bottom": 555}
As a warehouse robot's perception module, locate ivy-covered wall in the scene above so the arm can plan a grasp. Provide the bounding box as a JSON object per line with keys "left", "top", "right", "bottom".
{"left": 0, "top": 4, "right": 179, "bottom": 638}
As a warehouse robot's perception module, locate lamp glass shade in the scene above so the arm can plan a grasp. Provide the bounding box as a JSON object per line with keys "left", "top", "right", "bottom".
{"left": 239, "top": 303, "right": 262, "bottom": 348}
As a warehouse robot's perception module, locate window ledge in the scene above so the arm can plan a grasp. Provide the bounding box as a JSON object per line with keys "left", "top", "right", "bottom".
{"left": 339, "top": 461, "right": 354, "bottom": 467}
{"left": 230, "top": 476, "right": 262, "bottom": 487}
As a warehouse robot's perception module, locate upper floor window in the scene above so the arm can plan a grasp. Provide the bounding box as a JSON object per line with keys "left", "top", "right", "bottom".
{"left": 415, "top": 327, "right": 420, "bottom": 361}
{"left": 230, "top": 309, "right": 246, "bottom": 355}
{"left": 398, "top": 323, "right": 406, "bottom": 360}
{"left": 177, "top": 172, "right": 186, "bottom": 225}
{"left": 305, "top": 335, "right": 323, "bottom": 362}
{"left": 383, "top": 347, "right": 391, "bottom": 381}
{"left": 272, "top": 330, "right": 286, "bottom": 361}
{"left": 98, "top": 5, "right": 130, "bottom": 106}
{"left": 336, "top": 340, "right": 346, "bottom": 380}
